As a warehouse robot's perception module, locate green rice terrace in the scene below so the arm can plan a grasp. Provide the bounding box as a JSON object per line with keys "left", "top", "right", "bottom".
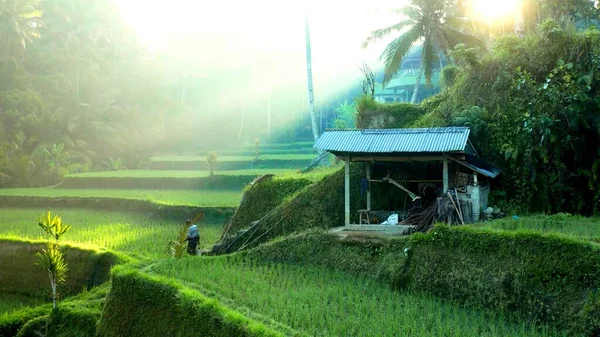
{"left": 2, "top": 138, "right": 600, "bottom": 336}
{"left": 4, "top": 0, "right": 600, "bottom": 335}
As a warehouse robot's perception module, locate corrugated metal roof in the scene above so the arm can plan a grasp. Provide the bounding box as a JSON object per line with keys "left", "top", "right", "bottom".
{"left": 314, "top": 127, "right": 471, "bottom": 154}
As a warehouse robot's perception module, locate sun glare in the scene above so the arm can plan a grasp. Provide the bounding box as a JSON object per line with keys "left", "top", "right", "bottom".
{"left": 471, "top": 0, "right": 520, "bottom": 21}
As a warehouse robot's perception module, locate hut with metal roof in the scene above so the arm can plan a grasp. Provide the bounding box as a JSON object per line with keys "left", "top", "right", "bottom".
{"left": 314, "top": 127, "right": 500, "bottom": 228}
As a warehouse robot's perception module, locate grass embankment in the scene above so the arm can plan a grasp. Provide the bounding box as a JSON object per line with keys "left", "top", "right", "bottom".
{"left": 0, "top": 188, "right": 243, "bottom": 207}
{"left": 66, "top": 169, "right": 295, "bottom": 178}
{"left": 96, "top": 267, "right": 294, "bottom": 337}
{"left": 150, "top": 155, "right": 316, "bottom": 162}
{"left": 147, "top": 154, "right": 318, "bottom": 170}
{"left": 0, "top": 238, "right": 123, "bottom": 299}
{"left": 219, "top": 166, "right": 357, "bottom": 252}
{"left": 151, "top": 256, "right": 562, "bottom": 337}
{"left": 0, "top": 285, "right": 108, "bottom": 337}
{"left": 478, "top": 213, "right": 600, "bottom": 242}
{"left": 0, "top": 208, "right": 224, "bottom": 260}
{"left": 60, "top": 169, "right": 297, "bottom": 189}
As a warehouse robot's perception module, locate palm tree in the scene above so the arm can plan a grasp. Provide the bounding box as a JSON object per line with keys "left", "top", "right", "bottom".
{"left": 363, "top": 0, "right": 482, "bottom": 104}
{"left": 0, "top": 0, "right": 43, "bottom": 64}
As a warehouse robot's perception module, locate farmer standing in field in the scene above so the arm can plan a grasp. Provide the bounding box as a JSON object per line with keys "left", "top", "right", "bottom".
{"left": 184, "top": 219, "right": 199, "bottom": 255}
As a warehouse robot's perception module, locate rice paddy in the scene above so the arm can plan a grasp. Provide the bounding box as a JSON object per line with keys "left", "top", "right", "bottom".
{"left": 0, "top": 144, "right": 591, "bottom": 335}
{"left": 476, "top": 214, "right": 600, "bottom": 242}
{"left": 0, "top": 188, "right": 243, "bottom": 207}
{"left": 152, "top": 256, "right": 569, "bottom": 337}
{"left": 0, "top": 208, "right": 224, "bottom": 259}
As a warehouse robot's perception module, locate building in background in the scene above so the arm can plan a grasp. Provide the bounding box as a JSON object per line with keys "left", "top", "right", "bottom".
{"left": 374, "top": 47, "right": 444, "bottom": 104}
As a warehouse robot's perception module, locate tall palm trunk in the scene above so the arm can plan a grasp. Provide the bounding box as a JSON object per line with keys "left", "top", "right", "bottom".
{"left": 238, "top": 103, "right": 245, "bottom": 142}
{"left": 410, "top": 68, "right": 423, "bottom": 104}
{"left": 305, "top": 15, "right": 319, "bottom": 143}
{"left": 514, "top": 1, "right": 525, "bottom": 37}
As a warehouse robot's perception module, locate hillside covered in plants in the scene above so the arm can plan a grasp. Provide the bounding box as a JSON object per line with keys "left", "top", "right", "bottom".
{"left": 358, "top": 21, "right": 600, "bottom": 215}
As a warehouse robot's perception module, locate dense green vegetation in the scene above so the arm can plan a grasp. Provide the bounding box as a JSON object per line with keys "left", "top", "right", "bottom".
{"left": 152, "top": 256, "right": 566, "bottom": 337}
{"left": 0, "top": 188, "right": 243, "bottom": 207}
{"left": 0, "top": 0, "right": 169, "bottom": 188}
{"left": 357, "top": 20, "right": 600, "bottom": 215}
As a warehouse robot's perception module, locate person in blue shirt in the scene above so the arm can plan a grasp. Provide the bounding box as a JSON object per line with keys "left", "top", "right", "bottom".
{"left": 184, "top": 219, "right": 199, "bottom": 255}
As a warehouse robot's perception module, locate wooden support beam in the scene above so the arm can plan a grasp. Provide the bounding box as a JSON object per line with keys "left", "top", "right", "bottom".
{"left": 366, "top": 163, "right": 371, "bottom": 211}
{"left": 344, "top": 156, "right": 350, "bottom": 226}
{"left": 369, "top": 179, "right": 443, "bottom": 183}
{"left": 350, "top": 155, "right": 464, "bottom": 162}
{"left": 443, "top": 158, "right": 449, "bottom": 193}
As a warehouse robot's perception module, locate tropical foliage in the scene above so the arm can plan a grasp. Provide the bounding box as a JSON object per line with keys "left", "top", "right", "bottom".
{"left": 0, "top": 0, "right": 171, "bottom": 187}
{"left": 363, "top": 0, "right": 483, "bottom": 103}
{"left": 407, "top": 20, "right": 600, "bottom": 215}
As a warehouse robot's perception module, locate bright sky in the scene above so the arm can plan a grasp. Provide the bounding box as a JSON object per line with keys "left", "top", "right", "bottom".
{"left": 471, "top": 0, "right": 521, "bottom": 22}
{"left": 117, "top": 0, "right": 520, "bottom": 106}
{"left": 118, "top": 0, "right": 404, "bottom": 94}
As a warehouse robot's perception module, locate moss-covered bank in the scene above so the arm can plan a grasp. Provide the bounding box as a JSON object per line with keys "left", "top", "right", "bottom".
{"left": 0, "top": 238, "right": 126, "bottom": 298}
{"left": 96, "top": 267, "right": 295, "bottom": 337}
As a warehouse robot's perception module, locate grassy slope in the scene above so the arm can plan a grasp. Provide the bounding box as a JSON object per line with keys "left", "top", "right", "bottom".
{"left": 65, "top": 169, "right": 296, "bottom": 178}
{"left": 0, "top": 188, "right": 243, "bottom": 207}
{"left": 0, "top": 208, "right": 224, "bottom": 260}
{"left": 152, "top": 256, "right": 564, "bottom": 337}
{"left": 476, "top": 214, "right": 600, "bottom": 242}
{"left": 96, "top": 267, "right": 292, "bottom": 337}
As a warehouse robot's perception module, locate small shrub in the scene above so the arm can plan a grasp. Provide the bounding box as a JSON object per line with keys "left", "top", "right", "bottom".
{"left": 207, "top": 151, "right": 218, "bottom": 176}
{"left": 37, "top": 212, "right": 71, "bottom": 310}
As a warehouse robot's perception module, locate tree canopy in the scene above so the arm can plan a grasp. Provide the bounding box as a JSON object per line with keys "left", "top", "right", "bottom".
{"left": 363, "top": 0, "right": 483, "bottom": 103}
{"left": 0, "top": 0, "right": 170, "bottom": 187}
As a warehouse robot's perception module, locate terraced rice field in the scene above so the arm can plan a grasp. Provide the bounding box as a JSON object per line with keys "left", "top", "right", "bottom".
{"left": 0, "top": 208, "right": 224, "bottom": 260}
{"left": 0, "top": 189, "right": 243, "bottom": 207}
{"left": 152, "top": 256, "right": 569, "bottom": 337}
{"left": 477, "top": 214, "right": 600, "bottom": 242}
